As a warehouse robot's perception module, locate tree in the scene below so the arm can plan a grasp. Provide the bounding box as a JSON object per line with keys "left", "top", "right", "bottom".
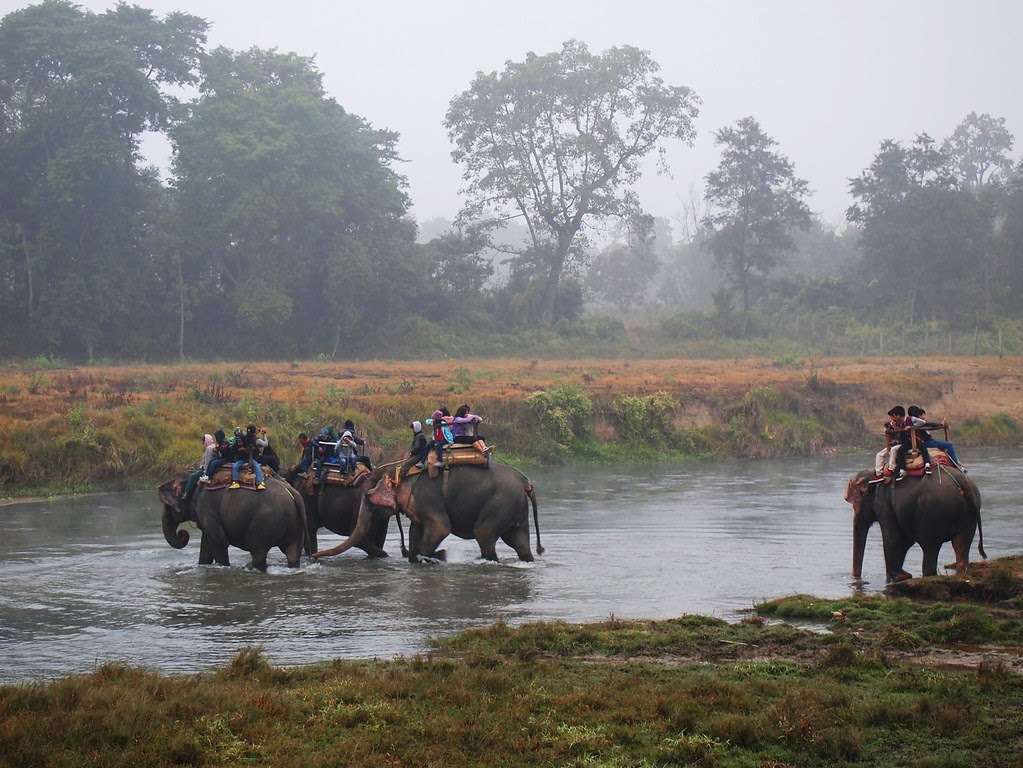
{"left": 445, "top": 39, "right": 699, "bottom": 325}
{"left": 847, "top": 134, "right": 987, "bottom": 324}
{"left": 0, "top": 0, "right": 207, "bottom": 359}
{"left": 171, "top": 47, "right": 414, "bottom": 357}
{"left": 994, "top": 162, "right": 1023, "bottom": 312}
{"left": 943, "top": 112, "right": 1014, "bottom": 189}
{"left": 586, "top": 213, "right": 661, "bottom": 311}
{"left": 703, "top": 117, "right": 810, "bottom": 337}
{"left": 424, "top": 226, "right": 493, "bottom": 304}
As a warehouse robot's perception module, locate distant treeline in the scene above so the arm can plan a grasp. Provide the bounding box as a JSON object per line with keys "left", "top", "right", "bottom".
{"left": 2, "top": 2, "right": 1022, "bottom": 363}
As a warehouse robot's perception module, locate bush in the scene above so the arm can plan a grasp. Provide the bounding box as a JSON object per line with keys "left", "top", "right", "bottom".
{"left": 526, "top": 384, "right": 592, "bottom": 452}
{"left": 608, "top": 391, "right": 679, "bottom": 442}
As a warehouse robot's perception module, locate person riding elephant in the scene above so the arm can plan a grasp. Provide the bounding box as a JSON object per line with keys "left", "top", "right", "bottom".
{"left": 288, "top": 465, "right": 403, "bottom": 558}
{"left": 844, "top": 465, "right": 983, "bottom": 583}
{"left": 313, "top": 461, "right": 542, "bottom": 563}
{"left": 158, "top": 472, "right": 310, "bottom": 571}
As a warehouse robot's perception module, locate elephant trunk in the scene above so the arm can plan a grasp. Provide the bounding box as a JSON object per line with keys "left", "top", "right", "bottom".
{"left": 313, "top": 499, "right": 375, "bottom": 558}
{"left": 852, "top": 517, "right": 871, "bottom": 580}
{"left": 162, "top": 505, "right": 190, "bottom": 549}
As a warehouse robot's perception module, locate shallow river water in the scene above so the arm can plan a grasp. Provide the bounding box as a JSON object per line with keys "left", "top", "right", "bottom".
{"left": 1, "top": 447, "right": 1021, "bottom": 683}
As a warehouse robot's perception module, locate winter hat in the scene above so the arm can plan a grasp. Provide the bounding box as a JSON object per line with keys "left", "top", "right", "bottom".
{"left": 202, "top": 433, "right": 214, "bottom": 449}
{"left": 411, "top": 420, "right": 422, "bottom": 433}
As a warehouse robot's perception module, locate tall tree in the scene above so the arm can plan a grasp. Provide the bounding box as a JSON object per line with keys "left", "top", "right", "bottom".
{"left": 445, "top": 39, "right": 699, "bottom": 325}
{"left": 943, "top": 112, "right": 1014, "bottom": 189}
{"left": 848, "top": 134, "right": 985, "bottom": 323}
{"left": 703, "top": 117, "right": 811, "bottom": 337}
{"left": 942, "top": 114, "right": 1015, "bottom": 316}
{"left": 0, "top": 0, "right": 207, "bottom": 359}
{"left": 171, "top": 47, "right": 414, "bottom": 357}
{"left": 994, "top": 162, "right": 1023, "bottom": 313}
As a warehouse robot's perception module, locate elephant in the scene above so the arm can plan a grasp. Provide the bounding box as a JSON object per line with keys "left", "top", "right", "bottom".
{"left": 289, "top": 468, "right": 403, "bottom": 558}
{"left": 313, "top": 462, "right": 543, "bottom": 563}
{"left": 159, "top": 473, "right": 311, "bottom": 571}
{"left": 844, "top": 466, "right": 984, "bottom": 583}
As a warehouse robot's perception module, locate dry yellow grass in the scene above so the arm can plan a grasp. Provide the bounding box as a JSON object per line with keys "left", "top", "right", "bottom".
{"left": 2, "top": 356, "right": 1021, "bottom": 427}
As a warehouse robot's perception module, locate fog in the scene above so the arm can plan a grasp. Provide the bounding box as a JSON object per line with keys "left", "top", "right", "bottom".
{"left": 8, "top": 0, "right": 1022, "bottom": 229}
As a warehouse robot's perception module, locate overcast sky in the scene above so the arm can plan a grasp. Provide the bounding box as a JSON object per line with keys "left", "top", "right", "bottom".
{"left": 5, "top": 0, "right": 1022, "bottom": 230}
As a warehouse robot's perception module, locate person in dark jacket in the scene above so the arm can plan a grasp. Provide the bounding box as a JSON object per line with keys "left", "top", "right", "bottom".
{"left": 409, "top": 420, "right": 427, "bottom": 461}
{"left": 249, "top": 424, "right": 280, "bottom": 473}
{"left": 286, "top": 433, "right": 313, "bottom": 485}
{"left": 907, "top": 405, "right": 963, "bottom": 470}
{"left": 230, "top": 427, "right": 265, "bottom": 490}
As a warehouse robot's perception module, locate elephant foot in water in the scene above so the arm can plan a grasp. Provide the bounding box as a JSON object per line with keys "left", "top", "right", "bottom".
{"left": 411, "top": 549, "right": 447, "bottom": 563}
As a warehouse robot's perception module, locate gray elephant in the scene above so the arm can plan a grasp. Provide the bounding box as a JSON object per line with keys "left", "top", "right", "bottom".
{"left": 844, "top": 466, "right": 984, "bottom": 583}
{"left": 290, "top": 469, "right": 401, "bottom": 558}
{"left": 313, "top": 462, "right": 543, "bottom": 563}
{"left": 159, "top": 473, "right": 310, "bottom": 571}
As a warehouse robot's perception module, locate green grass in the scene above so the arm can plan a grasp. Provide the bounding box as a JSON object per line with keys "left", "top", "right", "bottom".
{"left": 2, "top": 563, "right": 1021, "bottom": 767}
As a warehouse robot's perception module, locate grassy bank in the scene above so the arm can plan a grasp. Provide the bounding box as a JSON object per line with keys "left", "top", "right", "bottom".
{"left": 2, "top": 558, "right": 1021, "bottom": 767}
{"left": 2, "top": 356, "right": 1021, "bottom": 497}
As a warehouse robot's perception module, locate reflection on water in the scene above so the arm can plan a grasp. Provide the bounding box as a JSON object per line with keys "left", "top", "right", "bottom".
{"left": 1, "top": 447, "right": 1021, "bottom": 683}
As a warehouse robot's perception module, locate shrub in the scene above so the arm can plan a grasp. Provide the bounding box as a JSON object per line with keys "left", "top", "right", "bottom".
{"left": 608, "top": 392, "right": 679, "bottom": 442}
{"left": 526, "top": 384, "right": 592, "bottom": 452}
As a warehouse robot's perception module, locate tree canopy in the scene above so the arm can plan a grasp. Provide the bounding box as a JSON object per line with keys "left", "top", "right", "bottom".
{"left": 703, "top": 116, "right": 811, "bottom": 337}
{"left": 445, "top": 39, "right": 700, "bottom": 325}
{"left": 170, "top": 46, "right": 414, "bottom": 357}
{"left": 0, "top": 0, "right": 207, "bottom": 360}
{"left": 2, "top": 3, "right": 1022, "bottom": 361}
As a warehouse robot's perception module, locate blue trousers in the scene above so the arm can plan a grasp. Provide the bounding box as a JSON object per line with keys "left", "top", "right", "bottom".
{"left": 232, "top": 459, "right": 264, "bottom": 484}
{"left": 924, "top": 439, "right": 959, "bottom": 466}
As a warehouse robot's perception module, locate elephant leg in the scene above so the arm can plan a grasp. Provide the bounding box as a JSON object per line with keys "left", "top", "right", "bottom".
{"left": 500, "top": 524, "right": 534, "bottom": 563}
{"left": 414, "top": 518, "right": 451, "bottom": 562}
{"left": 950, "top": 532, "right": 973, "bottom": 573}
{"left": 476, "top": 535, "right": 500, "bottom": 561}
{"left": 472, "top": 518, "right": 500, "bottom": 561}
{"left": 884, "top": 541, "right": 913, "bottom": 583}
{"left": 250, "top": 547, "right": 270, "bottom": 572}
{"left": 198, "top": 536, "right": 214, "bottom": 565}
{"left": 359, "top": 542, "right": 388, "bottom": 559}
{"left": 920, "top": 545, "right": 942, "bottom": 577}
{"left": 281, "top": 540, "right": 303, "bottom": 568}
{"left": 880, "top": 521, "right": 913, "bottom": 582}
{"left": 199, "top": 532, "right": 230, "bottom": 566}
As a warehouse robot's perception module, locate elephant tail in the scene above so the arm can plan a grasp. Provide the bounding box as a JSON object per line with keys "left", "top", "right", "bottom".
{"left": 526, "top": 481, "right": 544, "bottom": 556}
{"left": 974, "top": 502, "right": 987, "bottom": 560}
{"left": 961, "top": 484, "right": 987, "bottom": 560}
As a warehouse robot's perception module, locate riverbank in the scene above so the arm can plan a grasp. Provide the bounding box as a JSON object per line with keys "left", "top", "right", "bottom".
{"left": 1, "top": 557, "right": 1020, "bottom": 767}
{"left": 2, "top": 356, "right": 1021, "bottom": 496}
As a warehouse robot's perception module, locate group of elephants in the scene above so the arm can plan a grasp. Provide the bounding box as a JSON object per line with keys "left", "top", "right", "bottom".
{"left": 158, "top": 461, "right": 544, "bottom": 571}
{"left": 160, "top": 456, "right": 985, "bottom": 583}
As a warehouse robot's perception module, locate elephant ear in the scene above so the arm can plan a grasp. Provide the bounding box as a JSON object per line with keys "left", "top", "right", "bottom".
{"left": 367, "top": 474, "right": 397, "bottom": 510}
{"left": 844, "top": 471, "right": 874, "bottom": 508}
{"left": 158, "top": 479, "right": 183, "bottom": 509}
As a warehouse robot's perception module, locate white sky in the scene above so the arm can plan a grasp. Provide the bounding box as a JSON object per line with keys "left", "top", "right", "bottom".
{"left": 5, "top": 0, "right": 1022, "bottom": 230}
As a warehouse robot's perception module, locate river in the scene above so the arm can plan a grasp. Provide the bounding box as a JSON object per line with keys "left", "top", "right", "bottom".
{"left": 1, "top": 447, "right": 1021, "bottom": 684}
